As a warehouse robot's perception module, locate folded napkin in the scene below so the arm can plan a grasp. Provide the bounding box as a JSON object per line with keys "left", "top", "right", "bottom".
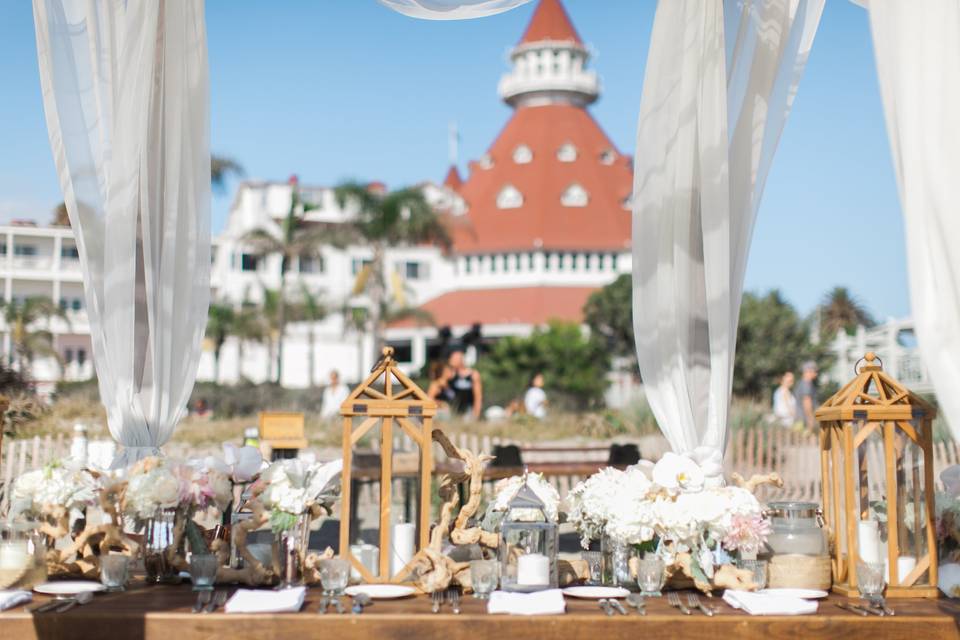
{"left": 723, "top": 590, "right": 818, "bottom": 616}
{"left": 224, "top": 587, "right": 306, "bottom": 614}
{"left": 0, "top": 590, "right": 32, "bottom": 611}
{"left": 487, "top": 589, "right": 566, "bottom": 616}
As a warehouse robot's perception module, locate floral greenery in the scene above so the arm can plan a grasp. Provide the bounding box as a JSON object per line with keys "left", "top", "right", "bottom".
{"left": 477, "top": 321, "right": 610, "bottom": 410}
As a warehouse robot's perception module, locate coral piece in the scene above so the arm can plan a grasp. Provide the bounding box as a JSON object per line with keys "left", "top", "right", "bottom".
{"left": 730, "top": 471, "right": 783, "bottom": 494}
{"left": 671, "top": 551, "right": 757, "bottom": 595}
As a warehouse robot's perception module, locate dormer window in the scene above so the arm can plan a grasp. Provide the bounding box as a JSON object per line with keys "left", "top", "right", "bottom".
{"left": 480, "top": 154, "right": 494, "bottom": 169}
{"left": 557, "top": 143, "right": 578, "bottom": 162}
{"left": 560, "top": 183, "right": 588, "bottom": 207}
{"left": 600, "top": 149, "right": 616, "bottom": 165}
{"left": 513, "top": 144, "right": 533, "bottom": 164}
{"left": 497, "top": 184, "right": 524, "bottom": 209}
{"left": 621, "top": 194, "right": 633, "bottom": 211}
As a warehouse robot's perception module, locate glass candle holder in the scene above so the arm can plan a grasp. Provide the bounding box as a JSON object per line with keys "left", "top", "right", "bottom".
{"left": 470, "top": 559, "right": 499, "bottom": 599}
{"left": 189, "top": 553, "right": 219, "bottom": 591}
{"left": 581, "top": 551, "right": 603, "bottom": 586}
{"left": 319, "top": 558, "right": 350, "bottom": 596}
{"left": 856, "top": 560, "right": 885, "bottom": 598}
{"left": 100, "top": 554, "right": 130, "bottom": 592}
{"left": 636, "top": 554, "right": 665, "bottom": 597}
{"left": 737, "top": 558, "right": 768, "bottom": 591}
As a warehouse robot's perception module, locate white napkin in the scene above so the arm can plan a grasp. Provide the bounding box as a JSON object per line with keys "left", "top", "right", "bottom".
{"left": 487, "top": 589, "right": 566, "bottom": 616}
{"left": 224, "top": 587, "right": 306, "bottom": 614}
{"left": 723, "top": 590, "right": 818, "bottom": 616}
{"left": 0, "top": 590, "right": 32, "bottom": 611}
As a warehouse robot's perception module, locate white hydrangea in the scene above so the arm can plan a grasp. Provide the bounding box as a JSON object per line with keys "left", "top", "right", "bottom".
{"left": 10, "top": 463, "right": 97, "bottom": 517}
{"left": 258, "top": 458, "right": 343, "bottom": 517}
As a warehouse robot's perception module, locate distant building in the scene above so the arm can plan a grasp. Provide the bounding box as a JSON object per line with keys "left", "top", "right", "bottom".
{"left": 826, "top": 318, "right": 932, "bottom": 394}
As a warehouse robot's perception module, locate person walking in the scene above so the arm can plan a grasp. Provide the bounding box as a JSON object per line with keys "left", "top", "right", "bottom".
{"left": 771, "top": 371, "right": 800, "bottom": 429}
{"left": 523, "top": 372, "right": 548, "bottom": 419}
{"left": 320, "top": 370, "right": 351, "bottom": 419}
{"left": 796, "top": 361, "right": 819, "bottom": 431}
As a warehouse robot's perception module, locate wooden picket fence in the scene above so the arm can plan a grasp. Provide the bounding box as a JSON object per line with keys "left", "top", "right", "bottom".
{"left": 3, "top": 428, "right": 960, "bottom": 514}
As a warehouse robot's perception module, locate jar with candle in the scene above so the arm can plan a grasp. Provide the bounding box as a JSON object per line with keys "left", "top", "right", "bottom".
{"left": 0, "top": 522, "right": 46, "bottom": 590}
{"left": 764, "top": 502, "right": 831, "bottom": 590}
{"left": 498, "top": 477, "right": 558, "bottom": 592}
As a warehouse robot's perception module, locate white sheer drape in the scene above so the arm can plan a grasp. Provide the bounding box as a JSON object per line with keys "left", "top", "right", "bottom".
{"left": 632, "top": 0, "right": 824, "bottom": 455}
{"left": 866, "top": 0, "right": 960, "bottom": 440}
{"left": 33, "top": 0, "right": 211, "bottom": 467}
{"left": 378, "top": 0, "right": 532, "bottom": 20}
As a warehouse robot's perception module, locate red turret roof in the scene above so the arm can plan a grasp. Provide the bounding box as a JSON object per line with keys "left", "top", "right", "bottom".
{"left": 450, "top": 103, "right": 633, "bottom": 254}
{"left": 443, "top": 165, "right": 463, "bottom": 190}
{"left": 519, "top": 0, "right": 582, "bottom": 46}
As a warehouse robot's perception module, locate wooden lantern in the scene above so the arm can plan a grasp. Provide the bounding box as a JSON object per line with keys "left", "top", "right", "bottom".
{"left": 816, "top": 352, "right": 938, "bottom": 597}
{"left": 339, "top": 347, "right": 436, "bottom": 584}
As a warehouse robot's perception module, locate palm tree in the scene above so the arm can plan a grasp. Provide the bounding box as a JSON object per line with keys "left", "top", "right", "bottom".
{"left": 1, "top": 297, "right": 68, "bottom": 379}
{"left": 205, "top": 303, "right": 236, "bottom": 384}
{"left": 51, "top": 202, "right": 70, "bottom": 227}
{"left": 211, "top": 155, "right": 244, "bottom": 193}
{"left": 291, "top": 285, "right": 327, "bottom": 388}
{"left": 333, "top": 182, "right": 451, "bottom": 358}
{"left": 242, "top": 176, "right": 327, "bottom": 384}
{"left": 818, "top": 287, "right": 875, "bottom": 337}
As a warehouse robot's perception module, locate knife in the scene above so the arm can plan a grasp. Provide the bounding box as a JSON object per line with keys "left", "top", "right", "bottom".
{"left": 835, "top": 602, "right": 870, "bottom": 616}
{"left": 609, "top": 599, "right": 628, "bottom": 616}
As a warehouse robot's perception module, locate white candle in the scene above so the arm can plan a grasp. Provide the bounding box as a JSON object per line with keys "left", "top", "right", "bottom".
{"left": 516, "top": 553, "right": 550, "bottom": 586}
{"left": 857, "top": 520, "right": 882, "bottom": 564}
{"left": 350, "top": 543, "right": 380, "bottom": 579}
{"left": 391, "top": 523, "right": 416, "bottom": 576}
{"left": 0, "top": 542, "right": 29, "bottom": 570}
{"left": 885, "top": 555, "right": 917, "bottom": 585}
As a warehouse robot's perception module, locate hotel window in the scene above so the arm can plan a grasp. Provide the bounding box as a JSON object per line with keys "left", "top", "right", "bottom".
{"left": 64, "top": 348, "right": 74, "bottom": 364}
{"left": 611, "top": 254, "right": 619, "bottom": 271}
{"left": 464, "top": 256, "right": 473, "bottom": 274}
{"left": 61, "top": 245, "right": 80, "bottom": 259}
{"left": 490, "top": 255, "right": 498, "bottom": 273}
{"left": 299, "top": 254, "right": 323, "bottom": 274}
{"left": 71, "top": 298, "right": 82, "bottom": 312}
{"left": 512, "top": 144, "right": 533, "bottom": 164}
{"left": 584, "top": 254, "right": 592, "bottom": 271}
{"left": 571, "top": 254, "right": 580, "bottom": 270}
{"left": 387, "top": 340, "right": 413, "bottom": 363}
{"left": 402, "top": 261, "right": 426, "bottom": 280}
{"left": 59, "top": 298, "right": 67, "bottom": 311}
{"left": 528, "top": 253, "right": 535, "bottom": 270}
{"left": 544, "top": 252, "right": 553, "bottom": 271}
{"left": 561, "top": 183, "right": 589, "bottom": 207}
{"left": 240, "top": 253, "right": 259, "bottom": 272}
{"left": 557, "top": 253, "right": 566, "bottom": 271}
{"left": 600, "top": 149, "right": 616, "bottom": 165}
{"left": 351, "top": 257, "right": 373, "bottom": 275}
{"left": 496, "top": 184, "right": 524, "bottom": 209}
{"left": 0, "top": 244, "right": 6, "bottom": 255}
{"left": 77, "top": 348, "right": 86, "bottom": 366}
{"left": 557, "top": 143, "right": 578, "bottom": 162}
{"left": 14, "top": 245, "right": 37, "bottom": 257}
{"left": 598, "top": 254, "right": 606, "bottom": 270}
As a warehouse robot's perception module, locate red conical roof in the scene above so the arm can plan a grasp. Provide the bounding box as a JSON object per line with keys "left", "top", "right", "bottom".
{"left": 518, "top": 0, "right": 582, "bottom": 46}
{"left": 443, "top": 165, "right": 463, "bottom": 190}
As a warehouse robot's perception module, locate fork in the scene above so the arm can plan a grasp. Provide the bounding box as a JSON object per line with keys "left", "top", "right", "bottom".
{"left": 204, "top": 590, "right": 228, "bottom": 614}
{"left": 667, "top": 592, "right": 691, "bottom": 615}
{"left": 687, "top": 593, "right": 715, "bottom": 616}
{"left": 431, "top": 590, "right": 443, "bottom": 614}
{"left": 192, "top": 590, "right": 212, "bottom": 613}
{"left": 448, "top": 588, "right": 461, "bottom": 615}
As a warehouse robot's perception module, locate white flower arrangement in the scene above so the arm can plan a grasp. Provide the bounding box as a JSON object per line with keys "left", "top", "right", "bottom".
{"left": 10, "top": 461, "right": 97, "bottom": 518}
{"left": 255, "top": 458, "right": 343, "bottom": 532}
{"left": 490, "top": 472, "right": 561, "bottom": 522}
{"left": 123, "top": 456, "right": 233, "bottom": 521}
{"left": 565, "top": 451, "right": 768, "bottom": 566}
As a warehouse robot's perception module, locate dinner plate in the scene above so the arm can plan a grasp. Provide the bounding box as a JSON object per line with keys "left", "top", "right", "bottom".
{"left": 757, "top": 588, "right": 829, "bottom": 599}
{"left": 34, "top": 581, "right": 106, "bottom": 596}
{"left": 562, "top": 586, "right": 631, "bottom": 599}
{"left": 345, "top": 584, "right": 417, "bottom": 599}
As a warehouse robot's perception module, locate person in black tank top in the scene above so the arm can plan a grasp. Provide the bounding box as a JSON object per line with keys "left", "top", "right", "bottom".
{"left": 447, "top": 350, "right": 482, "bottom": 419}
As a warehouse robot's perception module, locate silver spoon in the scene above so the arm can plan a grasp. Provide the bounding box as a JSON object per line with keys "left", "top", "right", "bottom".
{"left": 54, "top": 590, "right": 94, "bottom": 613}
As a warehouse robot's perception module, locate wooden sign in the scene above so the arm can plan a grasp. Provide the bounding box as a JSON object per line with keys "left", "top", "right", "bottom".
{"left": 258, "top": 411, "right": 307, "bottom": 450}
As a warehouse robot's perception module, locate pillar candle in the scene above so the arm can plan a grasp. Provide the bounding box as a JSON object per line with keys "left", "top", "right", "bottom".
{"left": 516, "top": 553, "right": 550, "bottom": 586}
{"left": 886, "top": 555, "right": 917, "bottom": 585}
{"left": 857, "top": 520, "right": 882, "bottom": 564}
{"left": 350, "top": 543, "right": 379, "bottom": 580}
{"left": 0, "top": 542, "right": 29, "bottom": 570}
{"left": 391, "top": 523, "right": 416, "bottom": 576}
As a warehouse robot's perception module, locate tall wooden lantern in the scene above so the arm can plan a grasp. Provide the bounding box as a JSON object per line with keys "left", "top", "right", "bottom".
{"left": 817, "top": 352, "right": 938, "bottom": 597}
{"left": 339, "top": 347, "right": 437, "bottom": 584}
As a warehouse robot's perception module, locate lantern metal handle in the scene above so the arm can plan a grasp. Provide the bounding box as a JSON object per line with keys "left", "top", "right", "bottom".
{"left": 854, "top": 352, "right": 883, "bottom": 375}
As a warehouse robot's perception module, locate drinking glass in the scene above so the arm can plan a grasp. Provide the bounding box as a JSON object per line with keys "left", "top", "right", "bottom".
{"left": 736, "top": 558, "right": 768, "bottom": 590}
{"left": 470, "top": 559, "right": 499, "bottom": 599}
{"left": 100, "top": 554, "right": 130, "bottom": 591}
{"left": 319, "top": 558, "right": 350, "bottom": 596}
{"left": 189, "top": 553, "right": 219, "bottom": 591}
{"left": 636, "top": 555, "right": 665, "bottom": 597}
{"left": 856, "top": 560, "right": 885, "bottom": 598}
{"left": 581, "top": 551, "right": 603, "bottom": 586}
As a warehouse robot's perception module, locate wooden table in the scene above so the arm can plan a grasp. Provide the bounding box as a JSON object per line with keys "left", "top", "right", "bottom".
{"left": 3, "top": 584, "right": 959, "bottom": 640}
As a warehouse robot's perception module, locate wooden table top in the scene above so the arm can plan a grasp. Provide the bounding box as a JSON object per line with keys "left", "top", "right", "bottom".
{"left": 3, "top": 583, "right": 959, "bottom": 640}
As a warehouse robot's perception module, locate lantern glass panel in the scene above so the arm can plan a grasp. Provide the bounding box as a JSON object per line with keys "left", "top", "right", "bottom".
{"left": 892, "top": 426, "right": 929, "bottom": 586}
{"left": 348, "top": 415, "right": 382, "bottom": 570}
{"left": 388, "top": 419, "right": 424, "bottom": 579}
{"left": 498, "top": 487, "right": 558, "bottom": 592}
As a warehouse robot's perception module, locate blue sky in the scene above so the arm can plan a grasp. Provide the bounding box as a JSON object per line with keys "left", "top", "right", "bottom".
{"left": 0, "top": 0, "right": 907, "bottom": 321}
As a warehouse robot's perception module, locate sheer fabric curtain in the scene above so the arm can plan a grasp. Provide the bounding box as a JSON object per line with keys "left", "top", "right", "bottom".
{"left": 378, "top": 0, "right": 532, "bottom": 19}
{"left": 632, "top": 0, "right": 824, "bottom": 455}
{"left": 33, "top": 0, "right": 211, "bottom": 467}
{"left": 866, "top": 0, "right": 960, "bottom": 440}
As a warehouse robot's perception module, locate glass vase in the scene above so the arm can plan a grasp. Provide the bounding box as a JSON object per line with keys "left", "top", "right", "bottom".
{"left": 274, "top": 514, "right": 311, "bottom": 589}
{"left": 600, "top": 533, "right": 633, "bottom": 587}
{"left": 142, "top": 508, "right": 181, "bottom": 584}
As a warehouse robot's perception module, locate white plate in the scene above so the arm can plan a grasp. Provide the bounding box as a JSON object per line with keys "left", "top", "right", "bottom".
{"left": 34, "top": 581, "right": 106, "bottom": 596}
{"left": 345, "top": 584, "right": 417, "bottom": 599}
{"left": 562, "top": 586, "right": 631, "bottom": 599}
{"left": 757, "top": 588, "right": 829, "bottom": 600}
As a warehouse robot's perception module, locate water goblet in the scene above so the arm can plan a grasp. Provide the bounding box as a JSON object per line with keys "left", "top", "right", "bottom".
{"left": 189, "top": 553, "right": 219, "bottom": 591}
{"left": 856, "top": 559, "right": 885, "bottom": 598}
{"left": 636, "top": 555, "right": 665, "bottom": 597}
{"left": 99, "top": 554, "right": 129, "bottom": 592}
{"left": 736, "top": 558, "right": 768, "bottom": 590}
{"left": 581, "top": 551, "right": 603, "bottom": 586}
{"left": 469, "top": 559, "right": 499, "bottom": 599}
{"left": 319, "top": 558, "right": 351, "bottom": 597}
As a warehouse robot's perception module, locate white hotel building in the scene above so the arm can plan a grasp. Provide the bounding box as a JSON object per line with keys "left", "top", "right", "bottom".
{"left": 3, "top": 0, "right": 635, "bottom": 391}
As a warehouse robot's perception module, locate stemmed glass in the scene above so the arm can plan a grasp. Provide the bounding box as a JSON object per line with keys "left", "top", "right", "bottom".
{"left": 470, "top": 559, "right": 499, "bottom": 599}
{"left": 636, "top": 555, "right": 665, "bottom": 597}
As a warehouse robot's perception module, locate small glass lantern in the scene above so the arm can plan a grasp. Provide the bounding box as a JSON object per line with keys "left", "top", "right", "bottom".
{"left": 498, "top": 477, "right": 558, "bottom": 592}
{"left": 816, "top": 352, "right": 938, "bottom": 597}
